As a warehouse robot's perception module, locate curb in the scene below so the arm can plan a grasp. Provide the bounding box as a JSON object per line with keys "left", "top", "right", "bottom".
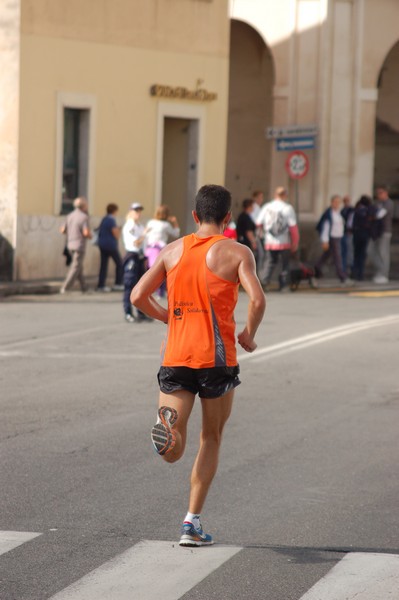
{"left": 0, "top": 283, "right": 60, "bottom": 298}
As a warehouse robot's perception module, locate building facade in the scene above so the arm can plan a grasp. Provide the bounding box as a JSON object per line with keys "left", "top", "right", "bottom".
{"left": 0, "top": 0, "right": 230, "bottom": 280}
{"left": 1, "top": 0, "right": 398, "bottom": 280}
{"left": 227, "top": 0, "right": 399, "bottom": 257}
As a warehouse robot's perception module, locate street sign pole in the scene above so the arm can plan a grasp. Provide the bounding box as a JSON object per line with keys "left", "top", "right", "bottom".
{"left": 285, "top": 150, "right": 310, "bottom": 237}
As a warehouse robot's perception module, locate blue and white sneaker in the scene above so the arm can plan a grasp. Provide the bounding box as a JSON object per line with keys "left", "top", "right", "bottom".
{"left": 179, "top": 521, "right": 214, "bottom": 547}
{"left": 151, "top": 406, "right": 178, "bottom": 456}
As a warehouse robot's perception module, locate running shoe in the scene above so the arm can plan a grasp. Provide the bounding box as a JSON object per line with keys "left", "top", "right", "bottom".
{"left": 151, "top": 406, "right": 178, "bottom": 456}
{"left": 179, "top": 521, "right": 214, "bottom": 547}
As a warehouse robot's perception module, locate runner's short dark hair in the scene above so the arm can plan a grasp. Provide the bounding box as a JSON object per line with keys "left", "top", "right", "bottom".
{"left": 195, "top": 185, "right": 231, "bottom": 225}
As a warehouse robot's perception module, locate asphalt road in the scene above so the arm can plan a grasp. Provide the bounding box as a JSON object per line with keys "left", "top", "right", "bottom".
{"left": 0, "top": 289, "right": 398, "bottom": 599}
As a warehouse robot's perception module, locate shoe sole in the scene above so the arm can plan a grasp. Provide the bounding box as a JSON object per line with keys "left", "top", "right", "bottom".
{"left": 151, "top": 406, "right": 178, "bottom": 456}
{"left": 179, "top": 535, "right": 214, "bottom": 547}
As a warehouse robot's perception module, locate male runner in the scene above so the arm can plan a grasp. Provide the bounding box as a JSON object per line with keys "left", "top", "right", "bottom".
{"left": 131, "top": 184, "right": 265, "bottom": 546}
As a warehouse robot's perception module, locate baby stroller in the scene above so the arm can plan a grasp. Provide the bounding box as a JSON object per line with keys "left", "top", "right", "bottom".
{"left": 290, "top": 262, "right": 318, "bottom": 291}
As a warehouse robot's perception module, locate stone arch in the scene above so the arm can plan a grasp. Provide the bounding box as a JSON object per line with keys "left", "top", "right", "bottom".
{"left": 374, "top": 39, "right": 399, "bottom": 202}
{"left": 225, "top": 19, "right": 275, "bottom": 214}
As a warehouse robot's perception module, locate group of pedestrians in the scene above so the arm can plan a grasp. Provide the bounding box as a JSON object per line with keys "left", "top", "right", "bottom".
{"left": 315, "top": 186, "right": 394, "bottom": 284}
{"left": 232, "top": 184, "right": 394, "bottom": 289}
{"left": 60, "top": 198, "right": 180, "bottom": 321}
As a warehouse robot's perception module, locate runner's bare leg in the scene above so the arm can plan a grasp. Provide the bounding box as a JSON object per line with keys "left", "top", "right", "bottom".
{"left": 188, "top": 390, "right": 234, "bottom": 514}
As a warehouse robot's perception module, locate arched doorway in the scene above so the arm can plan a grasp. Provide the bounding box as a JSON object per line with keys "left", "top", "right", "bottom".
{"left": 225, "top": 20, "right": 274, "bottom": 214}
{"left": 374, "top": 40, "right": 399, "bottom": 208}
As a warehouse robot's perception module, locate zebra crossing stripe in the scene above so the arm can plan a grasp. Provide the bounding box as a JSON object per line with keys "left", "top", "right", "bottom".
{"left": 49, "top": 539, "right": 242, "bottom": 600}
{"left": 0, "top": 530, "right": 42, "bottom": 556}
{"left": 299, "top": 552, "right": 399, "bottom": 599}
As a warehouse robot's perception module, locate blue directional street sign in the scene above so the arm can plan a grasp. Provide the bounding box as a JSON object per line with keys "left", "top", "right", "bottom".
{"left": 276, "top": 136, "right": 316, "bottom": 151}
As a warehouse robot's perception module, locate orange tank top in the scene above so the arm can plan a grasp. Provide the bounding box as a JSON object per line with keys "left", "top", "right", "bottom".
{"left": 161, "top": 234, "right": 239, "bottom": 368}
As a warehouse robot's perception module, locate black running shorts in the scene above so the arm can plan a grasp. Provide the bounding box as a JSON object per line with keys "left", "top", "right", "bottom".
{"left": 157, "top": 366, "right": 241, "bottom": 399}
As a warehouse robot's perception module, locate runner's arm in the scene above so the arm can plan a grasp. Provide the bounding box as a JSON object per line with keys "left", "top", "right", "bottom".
{"left": 130, "top": 251, "right": 169, "bottom": 323}
{"left": 237, "top": 247, "right": 266, "bottom": 352}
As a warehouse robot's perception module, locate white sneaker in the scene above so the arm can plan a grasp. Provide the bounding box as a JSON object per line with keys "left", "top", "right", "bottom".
{"left": 343, "top": 278, "right": 354, "bottom": 286}
{"left": 112, "top": 284, "right": 124, "bottom": 291}
{"left": 373, "top": 275, "right": 389, "bottom": 284}
{"left": 97, "top": 286, "right": 111, "bottom": 292}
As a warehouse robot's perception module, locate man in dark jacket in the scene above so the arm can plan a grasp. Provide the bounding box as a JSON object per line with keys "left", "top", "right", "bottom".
{"left": 236, "top": 198, "right": 258, "bottom": 254}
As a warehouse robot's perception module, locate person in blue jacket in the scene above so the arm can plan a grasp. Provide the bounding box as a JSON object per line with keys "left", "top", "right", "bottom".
{"left": 97, "top": 203, "right": 123, "bottom": 291}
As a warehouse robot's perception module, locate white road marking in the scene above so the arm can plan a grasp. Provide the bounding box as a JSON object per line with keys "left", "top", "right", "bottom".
{"left": 238, "top": 314, "right": 399, "bottom": 363}
{"left": 0, "top": 325, "right": 119, "bottom": 350}
{"left": 299, "top": 552, "right": 399, "bottom": 599}
{"left": 2, "top": 316, "right": 398, "bottom": 364}
{"left": 0, "top": 530, "right": 42, "bottom": 556}
{"left": 49, "top": 539, "right": 242, "bottom": 600}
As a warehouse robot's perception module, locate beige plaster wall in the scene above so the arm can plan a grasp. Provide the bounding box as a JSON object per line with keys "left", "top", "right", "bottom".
{"left": 16, "top": 214, "right": 116, "bottom": 281}
{"left": 18, "top": 34, "right": 228, "bottom": 216}
{"left": 21, "top": 0, "right": 229, "bottom": 58}
{"left": 16, "top": 0, "right": 230, "bottom": 279}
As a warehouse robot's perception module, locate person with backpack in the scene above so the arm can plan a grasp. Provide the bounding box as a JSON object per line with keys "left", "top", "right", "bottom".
{"left": 352, "top": 195, "right": 374, "bottom": 281}
{"left": 315, "top": 194, "right": 351, "bottom": 284}
{"left": 256, "top": 186, "right": 299, "bottom": 291}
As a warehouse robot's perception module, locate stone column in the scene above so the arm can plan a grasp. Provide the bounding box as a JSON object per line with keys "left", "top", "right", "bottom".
{"left": 0, "top": 0, "right": 20, "bottom": 280}
{"left": 324, "top": 0, "right": 356, "bottom": 202}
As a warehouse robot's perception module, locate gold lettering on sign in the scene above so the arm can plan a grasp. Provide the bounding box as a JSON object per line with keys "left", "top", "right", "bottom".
{"left": 150, "top": 84, "right": 217, "bottom": 102}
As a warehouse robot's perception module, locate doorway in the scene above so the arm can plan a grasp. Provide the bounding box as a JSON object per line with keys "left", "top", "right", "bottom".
{"left": 162, "top": 117, "right": 199, "bottom": 234}
{"left": 374, "top": 40, "right": 399, "bottom": 205}
{"left": 225, "top": 20, "right": 274, "bottom": 213}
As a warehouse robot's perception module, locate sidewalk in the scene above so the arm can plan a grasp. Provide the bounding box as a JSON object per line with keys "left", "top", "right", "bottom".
{"left": 0, "top": 277, "right": 95, "bottom": 298}
{"left": 1, "top": 276, "right": 399, "bottom": 298}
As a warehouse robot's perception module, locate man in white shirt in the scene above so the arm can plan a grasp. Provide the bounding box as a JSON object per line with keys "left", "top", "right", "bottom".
{"left": 256, "top": 187, "right": 299, "bottom": 291}
{"left": 315, "top": 195, "right": 348, "bottom": 283}
{"left": 122, "top": 202, "right": 150, "bottom": 322}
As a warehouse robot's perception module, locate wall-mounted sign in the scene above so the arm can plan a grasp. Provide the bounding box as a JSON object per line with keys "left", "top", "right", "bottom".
{"left": 285, "top": 150, "right": 309, "bottom": 179}
{"left": 276, "top": 137, "right": 316, "bottom": 151}
{"left": 266, "top": 124, "right": 318, "bottom": 139}
{"left": 150, "top": 84, "right": 217, "bottom": 102}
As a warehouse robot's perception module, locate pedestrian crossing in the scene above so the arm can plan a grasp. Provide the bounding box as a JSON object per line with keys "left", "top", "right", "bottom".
{"left": 50, "top": 540, "right": 241, "bottom": 600}
{"left": 299, "top": 552, "right": 399, "bottom": 599}
{"left": 0, "top": 530, "right": 42, "bottom": 555}
{"left": 1, "top": 530, "right": 399, "bottom": 599}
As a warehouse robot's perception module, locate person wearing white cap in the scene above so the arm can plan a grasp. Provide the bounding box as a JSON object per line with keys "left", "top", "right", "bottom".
{"left": 121, "top": 203, "right": 151, "bottom": 322}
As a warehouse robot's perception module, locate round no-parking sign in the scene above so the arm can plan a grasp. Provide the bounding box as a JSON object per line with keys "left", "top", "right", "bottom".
{"left": 285, "top": 150, "right": 309, "bottom": 179}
